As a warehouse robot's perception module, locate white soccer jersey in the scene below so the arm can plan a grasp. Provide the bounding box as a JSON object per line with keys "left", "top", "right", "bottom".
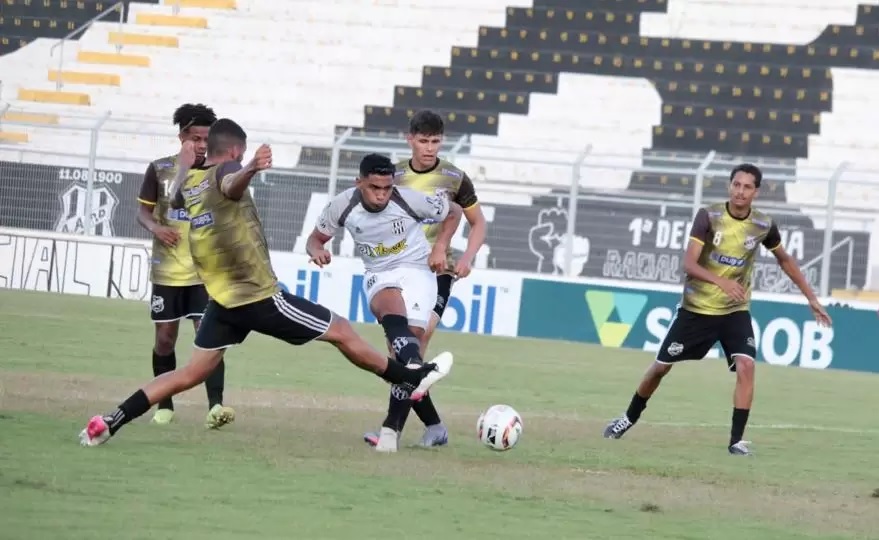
{"left": 316, "top": 186, "right": 450, "bottom": 273}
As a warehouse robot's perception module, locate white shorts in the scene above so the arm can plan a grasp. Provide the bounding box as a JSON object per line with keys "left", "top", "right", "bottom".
{"left": 363, "top": 266, "right": 437, "bottom": 329}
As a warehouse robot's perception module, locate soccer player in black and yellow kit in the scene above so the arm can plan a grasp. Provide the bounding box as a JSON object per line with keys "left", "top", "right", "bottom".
{"left": 79, "top": 119, "right": 453, "bottom": 447}
{"left": 363, "top": 110, "right": 487, "bottom": 450}
{"left": 136, "top": 103, "right": 233, "bottom": 429}
{"left": 603, "top": 164, "right": 832, "bottom": 455}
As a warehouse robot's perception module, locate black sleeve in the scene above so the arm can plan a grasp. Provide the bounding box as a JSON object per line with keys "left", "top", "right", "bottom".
{"left": 454, "top": 173, "right": 479, "bottom": 209}
{"left": 138, "top": 163, "right": 158, "bottom": 205}
{"left": 762, "top": 222, "right": 783, "bottom": 250}
{"left": 689, "top": 208, "right": 711, "bottom": 244}
{"left": 215, "top": 161, "right": 244, "bottom": 194}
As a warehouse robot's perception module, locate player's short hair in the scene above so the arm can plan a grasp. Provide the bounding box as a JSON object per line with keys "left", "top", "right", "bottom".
{"left": 207, "top": 118, "right": 247, "bottom": 155}
{"left": 359, "top": 153, "right": 395, "bottom": 178}
{"left": 408, "top": 110, "right": 444, "bottom": 136}
{"left": 730, "top": 163, "right": 762, "bottom": 188}
{"left": 173, "top": 103, "right": 216, "bottom": 132}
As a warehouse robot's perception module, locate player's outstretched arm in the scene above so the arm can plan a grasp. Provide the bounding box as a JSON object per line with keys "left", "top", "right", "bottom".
{"left": 769, "top": 239, "right": 832, "bottom": 326}
{"left": 221, "top": 144, "right": 272, "bottom": 200}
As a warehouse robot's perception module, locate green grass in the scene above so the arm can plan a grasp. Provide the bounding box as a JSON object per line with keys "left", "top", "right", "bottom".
{"left": 0, "top": 288, "right": 877, "bottom": 540}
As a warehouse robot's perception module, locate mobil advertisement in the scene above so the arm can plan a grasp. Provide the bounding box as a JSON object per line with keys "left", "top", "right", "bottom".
{"left": 516, "top": 277, "right": 875, "bottom": 373}
{"left": 271, "top": 253, "right": 522, "bottom": 337}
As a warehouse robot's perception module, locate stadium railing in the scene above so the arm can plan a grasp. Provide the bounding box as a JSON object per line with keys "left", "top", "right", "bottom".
{"left": 0, "top": 108, "right": 877, "bottom": 298}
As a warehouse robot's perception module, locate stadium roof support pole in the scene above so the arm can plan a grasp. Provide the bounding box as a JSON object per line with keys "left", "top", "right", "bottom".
{"left": 693, "top": 150, "right": 716, "bottom": 221}
{"left": 819, "top": 162, "right": 848, "bottom": 297}
{"left": 564, "top": 144, "right": 593, "bottom": 276}
{"left": 328, "top": 127, "right": 353, "bottom": 198}
{"left": 84, "top": 111, "right": 112, "bottom": 236}
{"left": 0, "top": 103, "right": 9, "bottom": 126}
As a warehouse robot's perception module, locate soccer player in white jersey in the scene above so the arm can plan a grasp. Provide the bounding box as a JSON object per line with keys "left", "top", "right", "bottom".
{"left": 306, "top": 153, "right": 464, "bottom": 452}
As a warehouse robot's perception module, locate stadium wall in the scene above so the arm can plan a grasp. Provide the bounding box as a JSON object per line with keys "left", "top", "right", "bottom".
{"left": 1, "top": 227, "right": 876, "bottom": 374}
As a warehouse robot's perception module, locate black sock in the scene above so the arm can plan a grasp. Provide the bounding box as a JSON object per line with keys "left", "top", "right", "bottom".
{"left": 379, "top": 358, "right": 431, "bottom": 386}
{"left": 625, "top": 392, "right": 649, "bottom": 423}
{"left": 382, "top": 386, "right": 414, "bottom": 432}
{"left": 380, "top": 314, "right": 422, "bottom": 364}
{"left": 730, "top": 408, "right": 750, "bottom": 446}
{"left": 152, "top": 350, "right": 176, "bottom": 410}
{"left": 413, "top": 394, "right": 442, "bottom": 426}
{"left": 204, "top": 358, "right": 225, "bottom": 409}
{"left": 105, "top": 389, "right": 151, "bottom": 435}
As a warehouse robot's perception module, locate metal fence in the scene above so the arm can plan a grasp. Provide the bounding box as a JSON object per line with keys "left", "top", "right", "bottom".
{"left": 1, "top": 112, "right": 876, "bottom": 297}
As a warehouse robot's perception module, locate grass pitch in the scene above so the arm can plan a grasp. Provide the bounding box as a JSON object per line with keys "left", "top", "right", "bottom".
{"left": 0, "top": 289, "right": 877, "bottom": 539}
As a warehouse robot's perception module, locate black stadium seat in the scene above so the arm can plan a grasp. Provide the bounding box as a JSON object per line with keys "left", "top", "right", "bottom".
{"left": 0, "top": 0, "right": 157, "bottom": 56}
{"left": 324, "top": 0, "right": 879, "bottom": 201}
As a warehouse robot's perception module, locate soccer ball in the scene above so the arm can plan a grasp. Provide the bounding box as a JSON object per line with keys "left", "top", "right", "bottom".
{"left": 476, "top": 404, "right": 523, "bottom": 451}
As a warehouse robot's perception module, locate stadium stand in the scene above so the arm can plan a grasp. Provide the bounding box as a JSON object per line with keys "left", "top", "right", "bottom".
{"left": 0, "top": 0, "right": 876, "bottom": 293}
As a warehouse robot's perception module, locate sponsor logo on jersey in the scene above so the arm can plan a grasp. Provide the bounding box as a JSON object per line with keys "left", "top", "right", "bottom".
{"left": 357, "top": 239, "right": 408, "bottom": 258}
{"left": 166, "top": 207, "right": 190, "bottom": 221}
{"left": 191, "top": 211, "right": 214, "bottom": 229}
{"left": 711, "top": 252, "right": 746, "bottom": 267}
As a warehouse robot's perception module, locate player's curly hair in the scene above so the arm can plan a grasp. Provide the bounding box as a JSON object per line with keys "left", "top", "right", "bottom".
{"left": 172, "top": 103, "right": 217, "bottom": 132}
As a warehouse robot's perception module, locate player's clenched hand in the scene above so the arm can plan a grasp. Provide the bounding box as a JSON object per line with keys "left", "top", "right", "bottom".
{"left": 153, "top": 225, "right": 179, "bottom": 247}
{"left": 809, "top": 299, "right": 832, "bottom": 327}
{"left": 249, "top": 144, "right": 273, "bottom": 171}
{"left": 429, "top": 245, "right": 447, "bottom": 273}
{"left": 454, "top": 253, "right": 474, "bottom": 279}
{"left": 717, "top": 277, "right": 746, "bottom": 303}
{"left": 178, "top": 140, "right": 196, "bottom": 170}
{"left": 309, "top": 249, "right": 332, "bottom": 268}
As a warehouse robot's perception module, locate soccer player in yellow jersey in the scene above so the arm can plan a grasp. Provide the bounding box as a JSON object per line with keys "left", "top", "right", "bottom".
{"left": 604, "top": 164, "right": 832, "bottom": 456}
{"left": 363, "top": 110, "right": 487, "bottom": 449}
{"left": 135, "top": 103, "right": 233, "bottom": 429}
{"left": 79, "top": 119, "right": 453, "bottom": 447}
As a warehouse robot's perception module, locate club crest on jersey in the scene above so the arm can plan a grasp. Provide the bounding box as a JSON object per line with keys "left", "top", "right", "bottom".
{"left": 391, "top": 218, "right": 405, "bottom": 235}
{"left": 191, "top": 211, "right": 214, "bottom": 229}
{"left": 744, "top": 235, "right": 757, "bottom": 249}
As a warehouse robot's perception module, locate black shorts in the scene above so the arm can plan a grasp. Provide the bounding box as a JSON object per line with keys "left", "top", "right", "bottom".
{"left": 150, "top": 284, "right": 209, "bottom": 323}
{"left": 433, "top": 274, "right": 456, "bottom": 317}
{"left": 656, "top": 308, "right": 756, "bottom": 371}
{"left": 194, "top": 290, "right": 333, "bottom": 350}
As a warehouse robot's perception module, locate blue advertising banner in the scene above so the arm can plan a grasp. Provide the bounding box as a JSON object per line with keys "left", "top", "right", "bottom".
{"left": 517, "top": 278, "right": 873, "bottom": 373}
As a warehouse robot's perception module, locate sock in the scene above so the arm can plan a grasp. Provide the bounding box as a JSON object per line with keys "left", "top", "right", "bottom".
{"left": 379, "top": 314, "right": 423, "bottom": 364}
{"left": 413, "top": 394, "right": 442, "bottom": 427}
{"left": 204, "top": 358, "right": 225, "bottom": 409}
{"left": 152, "top": 351, "right": 176, "bottom": 410}
{"left": 730, "top": 408, "right": 750, "bottom": 446}
{"left": 625, "top": 392, "right": 649, "bottom": 423}
{"left": 378, "top": 314, "right": 423, "bottom": 432}
{"left": 105, "top": 389, "right": 151, "bottom": 435}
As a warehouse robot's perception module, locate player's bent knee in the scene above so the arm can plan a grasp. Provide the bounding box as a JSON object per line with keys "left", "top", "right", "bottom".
{"left": 733, "top": 355, "right": 756, "bottom": 376}
{"left": 317, "top": 315, "right": 355, "bottom": 345}
{"left": 649, "top": 360, "right": 673, "bottom": 377}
